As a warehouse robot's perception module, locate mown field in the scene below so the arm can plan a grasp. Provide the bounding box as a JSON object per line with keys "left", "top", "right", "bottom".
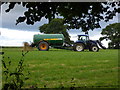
{"left": 1, "top": 48, "right": 119, "bottom": 88}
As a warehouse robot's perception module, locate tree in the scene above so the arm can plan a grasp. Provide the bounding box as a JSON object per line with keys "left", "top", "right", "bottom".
{"left": 99, "top": 23, "right": 120, "bottom": 49}
{"left": 39, "top": 18, "right": 71, "bottom": 44}
{"left": 2, "top": 2, "right": 119, "bottom": 32}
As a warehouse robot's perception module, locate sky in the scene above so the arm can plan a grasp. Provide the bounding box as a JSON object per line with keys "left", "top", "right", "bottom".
{"left": 0, "top": 3, "right": 119, "bottom": 48}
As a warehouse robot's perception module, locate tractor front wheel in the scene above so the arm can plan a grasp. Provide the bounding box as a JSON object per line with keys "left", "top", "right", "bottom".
{"left": 90, "top": 46, "right": 99, "bottom": 52}
{"left": 73, "top": 43, "right": 84, "bottom": 51}
{"left": 38, "top": 41, "right": 49, "bottom": 51}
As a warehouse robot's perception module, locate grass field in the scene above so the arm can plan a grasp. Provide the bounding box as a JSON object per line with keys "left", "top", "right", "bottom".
{"left": 1, "top": 48, "right": 119, "bottom": 88}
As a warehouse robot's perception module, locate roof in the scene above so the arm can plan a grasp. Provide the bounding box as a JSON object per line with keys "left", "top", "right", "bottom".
{"left": 78, "top": 35, "right": 89, "bottom": 37}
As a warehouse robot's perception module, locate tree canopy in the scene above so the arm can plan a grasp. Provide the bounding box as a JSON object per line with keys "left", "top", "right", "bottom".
{"left": 2, "top": 2, "right": 120, "bottom": 32}
{"left": 39, "top": 18, "right": 71, "bottom": 44}
{"left": 100, "top": 23, "right": 120, "bottom": 49}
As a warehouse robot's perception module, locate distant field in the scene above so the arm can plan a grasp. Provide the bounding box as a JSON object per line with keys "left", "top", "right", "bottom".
{"left": 1, "top": 48, "right": 119, "bottom": 88}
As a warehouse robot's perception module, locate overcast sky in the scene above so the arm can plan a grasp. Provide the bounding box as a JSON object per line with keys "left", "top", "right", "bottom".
{"left": 0, "top": 3, "right": 119, "bottom": 47}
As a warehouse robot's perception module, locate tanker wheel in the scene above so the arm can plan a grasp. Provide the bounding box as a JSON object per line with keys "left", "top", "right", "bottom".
{"left": 38, "top": 41, "right": 49, "bottom": 51}
{"left": 90, "top": 45, "right": 99, "bottom": 52}
{"left": 73, "top": 43, "right": 84, "bottom": 51}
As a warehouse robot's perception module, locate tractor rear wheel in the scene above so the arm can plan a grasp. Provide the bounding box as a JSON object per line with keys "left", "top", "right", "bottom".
{"left": 73, "top": 43, "right": 84, "bottom": 51}
{"left": 38, "top": 41, "right": 49, "bottom": 51}
{"left": 90, "top": 46, "right": 99, "bottom": 52}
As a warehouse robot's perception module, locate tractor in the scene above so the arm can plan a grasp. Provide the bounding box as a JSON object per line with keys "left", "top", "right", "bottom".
{"left": 73, "top": 35, "right": 106, "bottom": 52}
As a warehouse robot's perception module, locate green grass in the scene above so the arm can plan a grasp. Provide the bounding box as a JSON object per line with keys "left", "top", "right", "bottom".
{"left": 2, "top": 48, "right": 119, "bottom": 88}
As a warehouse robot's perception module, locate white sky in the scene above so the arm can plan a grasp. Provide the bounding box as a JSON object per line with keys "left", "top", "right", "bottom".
{"left": 0, "top": 28, "right": 40, "bottom": 46}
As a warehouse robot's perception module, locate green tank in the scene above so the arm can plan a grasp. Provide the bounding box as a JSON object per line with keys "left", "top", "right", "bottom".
{"left": 33, "top": 34, "right": 64, "bottom": 51}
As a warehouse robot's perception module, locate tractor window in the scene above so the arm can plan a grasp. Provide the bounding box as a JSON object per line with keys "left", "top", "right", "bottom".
{"left": 86, "top": 36, "right": 89, "bottom": 40}
{"left": 78, "top": 36, "right": 88, "bottom": 41}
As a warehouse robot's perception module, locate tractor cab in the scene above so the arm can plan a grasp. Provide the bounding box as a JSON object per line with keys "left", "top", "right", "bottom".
{"left": 78, "top": 35, "right": 89, "bottom": 41}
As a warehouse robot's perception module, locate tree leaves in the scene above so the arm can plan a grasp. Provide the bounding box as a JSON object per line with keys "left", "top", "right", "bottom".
{"left": 3, "top": 2, "right": 119, "bottom": 32}
{"left": 100, "top": 23, "right": 120, "bottom": 49}
{"left": 39, "top": 18, "right": 71, "bottom": 44}
{"left": 16, "top": 17, "right": 26, "bottom": 25}
{"left": 5, "top": 2, "right": 16, "bottom": 12}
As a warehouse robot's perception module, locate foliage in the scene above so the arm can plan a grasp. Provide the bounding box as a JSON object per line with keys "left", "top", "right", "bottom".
{"left": 2, "top": 51, "right": 30, "bottom": 89}
{"left": 2, "top": 2, "right": 120, "bottom": 32}
{"left": 39, "top": 18, "right": 66, "bottom": 33}
{"left": 39, "top": 18, "right": 71, "bottom": 44}
{"left": 100, "top": 23, "right": 120, "bottom": 49}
